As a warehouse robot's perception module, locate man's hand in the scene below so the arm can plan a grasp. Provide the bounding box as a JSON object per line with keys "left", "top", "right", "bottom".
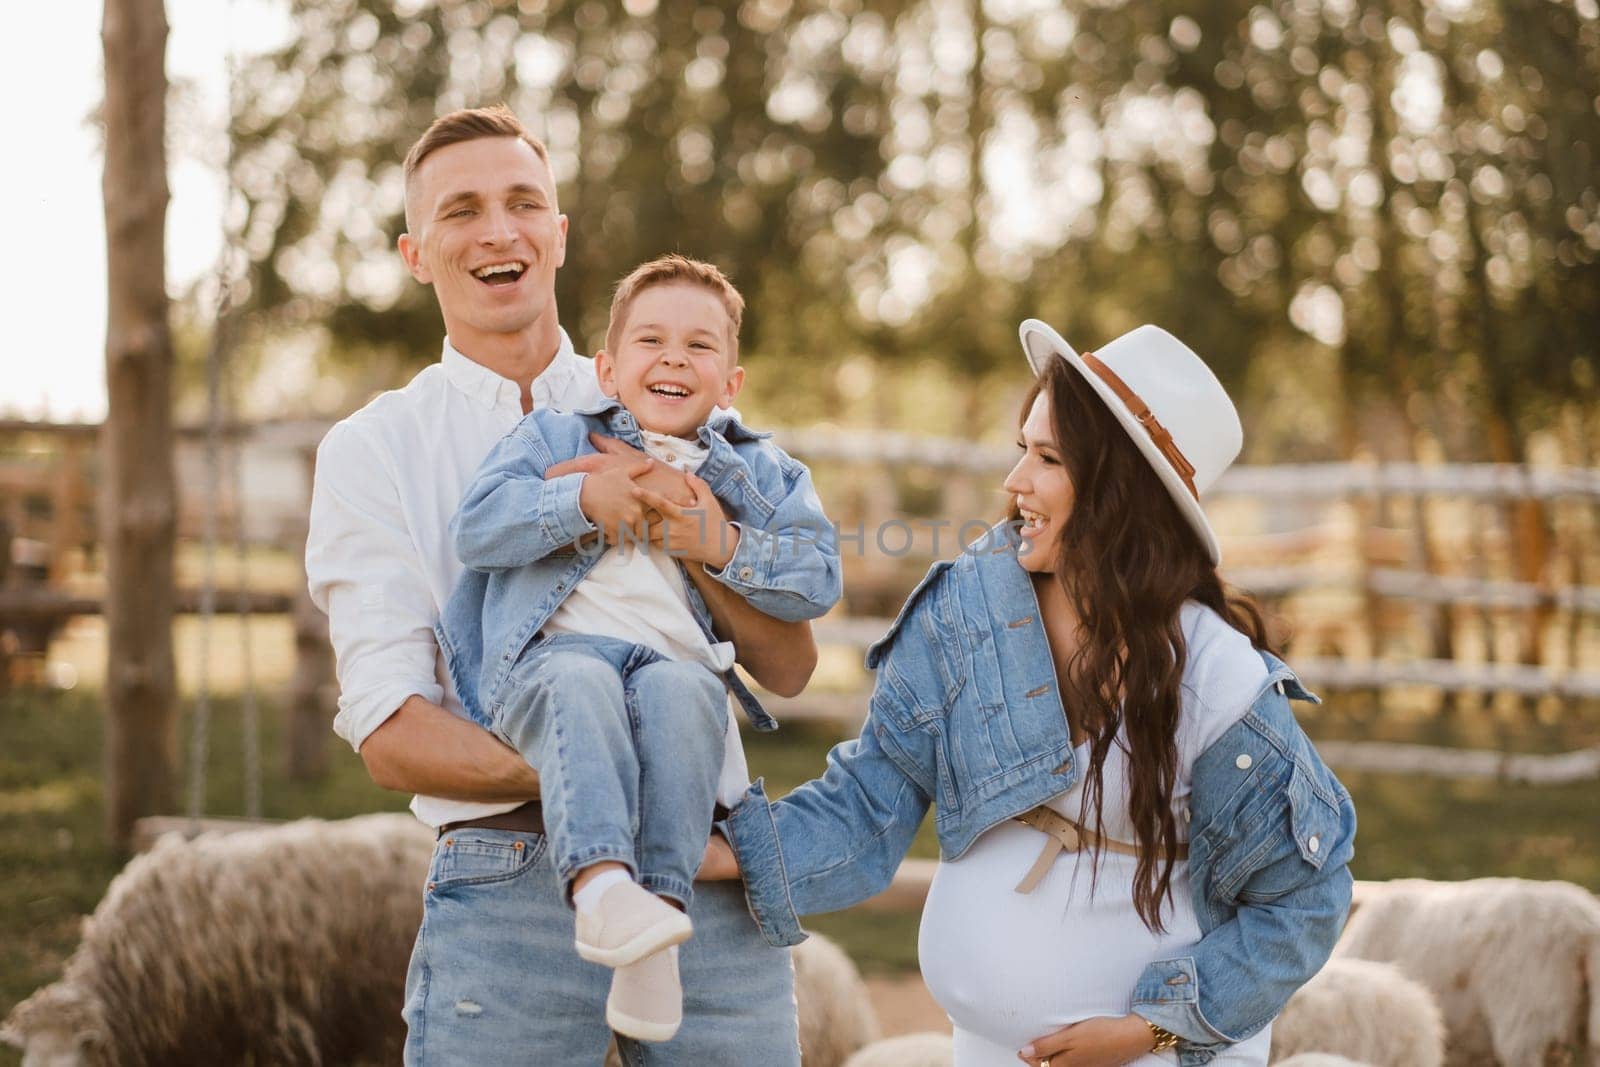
{"left": 634, "top": 472, "right": 740, "bottom": 570}
{"left": 696, "top": 833, "right": 741, "bottom": 881}
{"left": 574, "top": 453, "right": 653, "bottom": 544}
{"left": 1017, "top": 1015, "right": 1157, "bottom": 1067}
{"left": 549, "top": 434, "right": 699, "bottom": 543}
{"left": 590, "top": 434, "right": 697, "bottom": 509}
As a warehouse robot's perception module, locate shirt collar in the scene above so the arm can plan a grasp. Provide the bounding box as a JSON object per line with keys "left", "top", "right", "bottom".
{"left": 702, "top": 406, "right": 770, "bottom": 443}
{"left": 564, "top": 398, "right": 767, "bottom": 444}
{"left": 440, "top": 330, "right": 582, "bottom": 412}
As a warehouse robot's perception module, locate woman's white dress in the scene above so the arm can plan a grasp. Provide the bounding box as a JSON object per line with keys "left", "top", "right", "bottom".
{"left": 917, "top": 604, "right": 1275, "bottom": 1066}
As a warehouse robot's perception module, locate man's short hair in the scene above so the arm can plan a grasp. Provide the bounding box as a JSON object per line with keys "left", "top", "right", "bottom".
{"left": 605, "top": 255, "right": 746, "bottom": 361}
{"left": 402, "top": 105, "right": 553, "bottom": 225}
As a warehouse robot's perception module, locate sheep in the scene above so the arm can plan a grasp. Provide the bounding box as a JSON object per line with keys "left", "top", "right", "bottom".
{"left": 1272, "top": 1055, "right": 1373, "bottom": 1067}
{"left": 1335, "top": 877, "right": 1600, "bottom": 1066}
{"left": 792, "top": 930, "right": 884, "bottom": 1066}
{"left": 841, "top": 1030, "right": 954, "bottom": 1067}
{"left": 1, "top": 813, "right": 433, "bottom": 1067}
{"left": 605, "top": 930, "right": 882, "bottom": 1067}
{"left": 1269, "top": 958, "right": 1444, "bottom": 1067}
{"left": 10, "top": 815, "right": 885, "bottom": 1067}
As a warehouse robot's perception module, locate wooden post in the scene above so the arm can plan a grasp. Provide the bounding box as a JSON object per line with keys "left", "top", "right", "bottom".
{"left": 0, "top": 516, "right": 13, "bottom": 693}
{"left": 287, "top": 448, "right": 332, "bottom": 779}
{"left": 102, "top": 0, "right": 179, "bottom": 851}
{"left": 50, "top": 441, "right": 89, "bottom": 583}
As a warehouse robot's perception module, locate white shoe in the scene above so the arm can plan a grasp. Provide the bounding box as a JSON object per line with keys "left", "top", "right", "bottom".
{"left": 607, "top": 946, "right": 683, "bottom": 1043}
{"left": 574, "top": 881, "right": 692, "bottom": 968}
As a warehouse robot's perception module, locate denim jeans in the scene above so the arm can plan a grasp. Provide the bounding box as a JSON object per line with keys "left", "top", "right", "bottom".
{"left": 488, "top": 632, "right": 727, "bottom": 909}
{"left": 402, "top": 825, "right": 800, "bottom": 1064}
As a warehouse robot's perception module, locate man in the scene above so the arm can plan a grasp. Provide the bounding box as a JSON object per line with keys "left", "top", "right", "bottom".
{"left": 307, "top": 106, "right": 812, "bottom": 1064}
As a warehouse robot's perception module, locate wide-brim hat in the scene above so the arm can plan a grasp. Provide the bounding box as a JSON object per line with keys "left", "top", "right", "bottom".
{"left": 1018, "top": 319, "right": 1241, "bottom": 565}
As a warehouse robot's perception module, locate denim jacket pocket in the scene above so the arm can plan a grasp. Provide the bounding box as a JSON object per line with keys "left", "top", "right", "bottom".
{"left": 718, "top": 468, "right": 778, "bottom": 525}
{"left": 870, "top": 667, "right": 962, "bottom": 817}
{"left": 1232, "top": 764, "right": 1343, "bottom": 902}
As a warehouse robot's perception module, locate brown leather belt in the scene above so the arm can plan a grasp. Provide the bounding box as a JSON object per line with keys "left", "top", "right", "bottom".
{"left": 438, "top": 800, "right": 544, "bottom": 838}
{"left": 1012, "top": 804, "right": 1188, "bottom": 893}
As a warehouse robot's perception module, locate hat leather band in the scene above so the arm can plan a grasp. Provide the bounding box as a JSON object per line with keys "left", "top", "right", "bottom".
{"left": 1081, "top": 351, "right": 1199, "bottom": 500}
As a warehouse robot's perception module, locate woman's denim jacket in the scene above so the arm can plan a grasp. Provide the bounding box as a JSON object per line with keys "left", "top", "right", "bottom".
{"left": 435, "top": 399, "right": 842, "bottom": 730}
{"left": 721, "top": 523, "right": 1356, "bottom": 1066}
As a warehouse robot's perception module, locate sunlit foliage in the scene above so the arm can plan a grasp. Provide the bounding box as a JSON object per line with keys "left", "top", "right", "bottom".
{"left": 229, "top": 0, "right": 1600, "bottom": 460}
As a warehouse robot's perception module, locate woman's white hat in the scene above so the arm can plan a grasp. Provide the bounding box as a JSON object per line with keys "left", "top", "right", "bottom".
{"left": 1017, "top": 319, "right": 1241, "bottom": 565}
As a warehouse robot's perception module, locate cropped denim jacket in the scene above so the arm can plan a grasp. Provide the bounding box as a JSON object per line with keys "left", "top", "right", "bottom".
{"left": 436, "top": 400, "right": 842, "bottom": 730}
{"left": 720, "top": 523, "right": 1356, "bottom": 1065}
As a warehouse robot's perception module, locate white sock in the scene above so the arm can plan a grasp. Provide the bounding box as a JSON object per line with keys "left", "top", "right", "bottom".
{"left": 573, "top": 868, "right": 633, "bottom": 915}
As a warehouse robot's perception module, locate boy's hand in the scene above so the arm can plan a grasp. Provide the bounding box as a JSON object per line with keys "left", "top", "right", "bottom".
{"left": 634, "top": 473, "right": 740, "bottom": 569}
{"left": 576, "top": 455, "right": 654, "bottom": 544}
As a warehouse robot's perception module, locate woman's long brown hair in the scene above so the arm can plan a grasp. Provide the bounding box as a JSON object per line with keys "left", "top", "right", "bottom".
{"left": 1017, "top": 355, "right": 1274, "bottom": 932}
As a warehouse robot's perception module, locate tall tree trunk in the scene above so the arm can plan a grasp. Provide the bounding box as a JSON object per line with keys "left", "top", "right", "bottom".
{"left": 102, "top": 0, "right": 177, "bottom": 852}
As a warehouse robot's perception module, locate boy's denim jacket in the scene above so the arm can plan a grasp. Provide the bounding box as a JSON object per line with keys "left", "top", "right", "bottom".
{"left": 720, "top": 523, "right": 1356, "bottom": 1065}
{"left": 435, "top": 399, "right": 842, "bottom": 731}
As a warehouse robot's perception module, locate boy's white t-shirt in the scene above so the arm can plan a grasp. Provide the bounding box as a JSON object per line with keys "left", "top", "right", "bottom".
{"left": 542, "top": 427, "right": 749, "bottom": 805}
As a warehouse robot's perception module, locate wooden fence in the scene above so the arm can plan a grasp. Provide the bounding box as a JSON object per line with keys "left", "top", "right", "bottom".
{"left": 3, "top": 418, "right": 1598, "bottom": 784}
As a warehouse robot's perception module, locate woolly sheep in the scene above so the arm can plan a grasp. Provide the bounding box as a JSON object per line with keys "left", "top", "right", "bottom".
{"left": 1269, "top": 958, "right": 1444, "bottom": 1067}
{"left": 842, "top": 1030, "right": 955, "bottom": 1067}
{"left": 1335, "top": 877, "right": 1600, "bottom": 1066}
{"left": 604, "top": 931, "right": 882, "bottom": 1067}
{"left": 1, "top": 814, "right": 432, "bottom": 1067}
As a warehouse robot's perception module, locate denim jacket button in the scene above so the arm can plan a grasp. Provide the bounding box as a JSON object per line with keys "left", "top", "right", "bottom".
{"left": 1235, "top": 753, "right": 1253, "bottom": 770}
{"left": 738, "top": 566, "right": 754, "bottom": 580}
{"left": 1308, "top": 834, "right": 1321, "bottom": 853}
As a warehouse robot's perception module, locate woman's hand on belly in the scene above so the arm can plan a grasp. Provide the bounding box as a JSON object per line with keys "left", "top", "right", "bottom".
{"left": 1017, "top": 1014, "right": 1156, "bottom": 1067}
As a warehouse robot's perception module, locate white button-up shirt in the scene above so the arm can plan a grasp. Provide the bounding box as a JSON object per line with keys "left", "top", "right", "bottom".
{"left": 306, "top": 332, "right": 751, "bottom": 826}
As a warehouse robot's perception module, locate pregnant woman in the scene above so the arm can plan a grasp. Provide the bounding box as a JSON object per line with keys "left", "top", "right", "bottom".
{"left": 705, "top": 320, "right": 1357, "bottom": 1067}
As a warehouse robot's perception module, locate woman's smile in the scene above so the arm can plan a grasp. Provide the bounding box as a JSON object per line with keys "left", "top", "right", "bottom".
{"left": 1004, "top": 393, "right": 1074, "bottom": 572}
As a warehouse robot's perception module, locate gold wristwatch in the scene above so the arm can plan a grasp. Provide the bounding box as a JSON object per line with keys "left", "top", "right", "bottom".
{"left": 1142, "top": 1017, "right": 1180, "bottom": 1053}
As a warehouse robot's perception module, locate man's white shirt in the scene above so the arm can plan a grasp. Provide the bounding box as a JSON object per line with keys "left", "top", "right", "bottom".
{"left": 306, "top": 332, "right": 752, "bottom": 827}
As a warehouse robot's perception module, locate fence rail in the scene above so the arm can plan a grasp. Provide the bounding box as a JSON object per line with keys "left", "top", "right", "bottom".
{"left": 808, "top": 619, "right": 1600, "bottom": 699}
{"left": 777, "top": 430, "right": 1600, "bottom": 501}
{"left": 4, "top": 420, "right": 1597, "bottom": 788}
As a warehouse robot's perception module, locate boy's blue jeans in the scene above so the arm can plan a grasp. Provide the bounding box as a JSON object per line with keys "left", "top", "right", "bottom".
{"left": 486, "top": 632, "right": 727, "bottom": 910}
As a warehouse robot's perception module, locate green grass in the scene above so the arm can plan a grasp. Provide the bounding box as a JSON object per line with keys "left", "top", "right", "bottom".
{"left": 1, "top": 688, "right": 1597, "bottom": 1057}
{"left": 0, "top": 685, "right": 405, "bottom": 1060}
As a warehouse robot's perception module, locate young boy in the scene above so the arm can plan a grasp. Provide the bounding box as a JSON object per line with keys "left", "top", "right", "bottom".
{"left": 435, "top": 255, "right": 841, "bottom": 1042}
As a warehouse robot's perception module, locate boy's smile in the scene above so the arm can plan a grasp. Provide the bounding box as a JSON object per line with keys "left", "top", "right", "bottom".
{"left": 596, "top": 283, "right": 745, "bottom": 439}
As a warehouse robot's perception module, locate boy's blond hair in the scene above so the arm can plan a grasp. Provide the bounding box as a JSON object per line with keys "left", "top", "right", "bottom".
{"left": 605, "top": 255, "right": 745, "bottom": 361}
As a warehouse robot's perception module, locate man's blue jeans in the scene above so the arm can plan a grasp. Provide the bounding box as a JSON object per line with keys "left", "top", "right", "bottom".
{"left": 487, "top": 633, "right": 727, "bottom": 909}
{"left": 401, "top": 825, "right": 800, "bottom": 1064}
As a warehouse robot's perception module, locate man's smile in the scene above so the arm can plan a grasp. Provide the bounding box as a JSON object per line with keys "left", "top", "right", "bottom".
{"left": 471, "top": 260, "right": 528, "bottom": 286}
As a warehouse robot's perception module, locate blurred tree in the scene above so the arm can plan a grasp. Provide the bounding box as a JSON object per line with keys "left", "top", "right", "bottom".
{"left": 229, "top": 0, "right": 909, "bottom": 371}
{"left": 224, "top": 0, "right": 1600, "bottom": 462}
